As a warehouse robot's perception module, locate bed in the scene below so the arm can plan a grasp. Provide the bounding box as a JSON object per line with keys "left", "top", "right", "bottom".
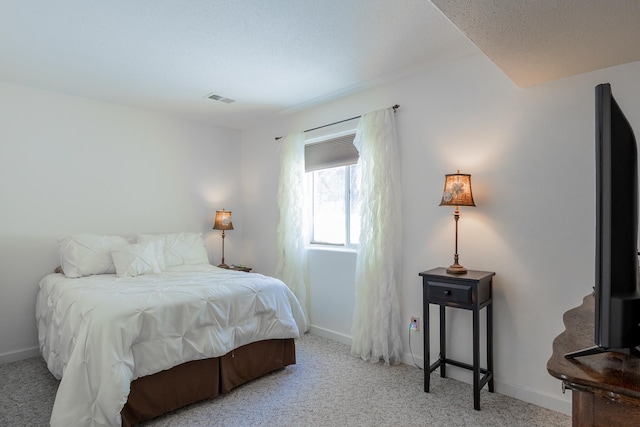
{"left": 36, "top": 233, "right": 307, "bottom": 426}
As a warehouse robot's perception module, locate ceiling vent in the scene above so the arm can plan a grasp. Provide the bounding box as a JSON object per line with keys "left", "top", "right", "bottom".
{"left": 206, "top": 93, "right": 235, "bottom": 104}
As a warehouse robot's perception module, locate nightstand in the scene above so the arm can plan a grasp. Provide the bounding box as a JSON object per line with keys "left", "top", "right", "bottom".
{"left": 221, "top": 265, "right": 252, "bottom": 272}
{"left": 419, "top": 267, "right": 495, "bottom": 410}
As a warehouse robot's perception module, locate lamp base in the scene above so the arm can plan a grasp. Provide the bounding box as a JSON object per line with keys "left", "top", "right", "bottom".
{"left": 446, "top": 263, "right": 468, "bottom": 274}
{"left": 218, "top": 262, "right": 230, "bottom": 269}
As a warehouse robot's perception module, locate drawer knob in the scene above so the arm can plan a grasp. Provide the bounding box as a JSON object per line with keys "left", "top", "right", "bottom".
{"left": 443, "top": 290, "right": 451, "bottom": 296}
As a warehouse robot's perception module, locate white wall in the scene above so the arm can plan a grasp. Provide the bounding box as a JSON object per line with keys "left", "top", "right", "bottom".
{"left": 0, "top": 81, "right": 242, "bottom": 362}
{"left": 240, "top": 54, "right": 640, "bottom": 414}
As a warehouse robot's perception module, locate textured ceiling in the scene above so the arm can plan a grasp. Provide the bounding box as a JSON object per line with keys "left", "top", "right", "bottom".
{"left": 0, "top": 0, "right": 476, "bottom": 129}
{"left": 1, "top": 1, "right": 639, "bottom": 129}
{"left": 431, "top": 0, "right": 640, "bottom": 87}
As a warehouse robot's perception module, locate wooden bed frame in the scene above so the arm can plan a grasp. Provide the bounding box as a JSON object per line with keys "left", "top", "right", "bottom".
{"left": 121, "top": 338, "right": 296, "bottom": 426}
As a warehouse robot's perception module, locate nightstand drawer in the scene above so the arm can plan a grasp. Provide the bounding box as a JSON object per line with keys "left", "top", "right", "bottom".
{"left": 427, "top": 281, "right": 472, "bottom": 305}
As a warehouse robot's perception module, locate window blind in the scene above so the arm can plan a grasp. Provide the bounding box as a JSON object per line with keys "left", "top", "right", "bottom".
{"left": 305, "top": 133, "right": 358, "bottom": 172}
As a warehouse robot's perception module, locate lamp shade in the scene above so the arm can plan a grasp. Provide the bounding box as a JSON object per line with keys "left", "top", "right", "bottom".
{"left": 439, "top": 172, "right": 475, "bottom": 207}
{"left": 213, "top": 209, "right": 234, "bottom": 230}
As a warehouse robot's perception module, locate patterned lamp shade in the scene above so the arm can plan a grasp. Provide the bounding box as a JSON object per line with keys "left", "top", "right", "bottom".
{"left": 439, "top": 172, "right": 475, "bottom": 207}
{"left": 213, "top": 209, "right": 234, "bottom": 230}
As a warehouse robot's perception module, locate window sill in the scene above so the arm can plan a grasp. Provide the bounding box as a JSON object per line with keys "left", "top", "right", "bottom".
{"left": 307, "top": 244, "right": 357, "bottom": 254}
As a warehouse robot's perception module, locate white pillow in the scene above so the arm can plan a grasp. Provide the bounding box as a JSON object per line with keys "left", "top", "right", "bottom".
{"left": 58, "top": 234, "right": 130, "bottom": 278}
{"left": 111, "top": 240, "right": 164, "bottom": 278}
{"left": 137, "top": 232, "right": 209, "bottom": 267}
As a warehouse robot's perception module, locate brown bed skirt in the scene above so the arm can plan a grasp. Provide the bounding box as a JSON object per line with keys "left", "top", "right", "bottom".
{"left": 121, "top": 338, "right": 296, "bottom": 426}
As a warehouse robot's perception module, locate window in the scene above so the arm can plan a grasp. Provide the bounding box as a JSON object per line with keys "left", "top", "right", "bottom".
{"left": 306, "top": 133, "right": 360, "bottom": 247}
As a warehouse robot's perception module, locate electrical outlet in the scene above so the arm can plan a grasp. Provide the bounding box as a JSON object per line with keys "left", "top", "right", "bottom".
{"left": 410, "top": 316, "right": 420, "bottom": 332}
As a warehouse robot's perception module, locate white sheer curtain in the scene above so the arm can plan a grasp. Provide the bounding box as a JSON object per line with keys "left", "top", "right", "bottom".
{"left": 276, "top": 131, "right": 310, "bottom": 331}
{"left": 351, "top": 108, "right": 403, "bottom": 365}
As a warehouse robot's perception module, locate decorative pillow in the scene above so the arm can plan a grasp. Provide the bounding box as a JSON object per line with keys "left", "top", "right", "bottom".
{"left": 137, "top": 232, "right": 209, "bottom": 267}
{"left": 111, "top": 240, "right": 164, "bottom": 278}
{"left": 58, "top": 234, "right": 130, "bottom": 278}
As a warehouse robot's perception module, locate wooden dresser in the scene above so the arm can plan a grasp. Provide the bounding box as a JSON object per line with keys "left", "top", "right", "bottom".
{"left": 547, "top": 294, "right": 640, "bottom": 426}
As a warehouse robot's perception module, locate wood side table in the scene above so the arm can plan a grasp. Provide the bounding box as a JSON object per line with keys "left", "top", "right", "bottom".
{"left": 547, "top": 294, "right": 640, "bottom": 426}
{"left": 419, "top": 267, "right": 495, "bottom": 410}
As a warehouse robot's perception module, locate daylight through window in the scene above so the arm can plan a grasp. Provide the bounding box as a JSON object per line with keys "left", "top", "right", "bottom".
{"left": 306, "top": 133, "right": 360, "bottom": 247}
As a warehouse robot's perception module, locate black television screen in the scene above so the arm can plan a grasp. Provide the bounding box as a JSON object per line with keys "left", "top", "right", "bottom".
{"left": 566, "top": 83, "right": 640, "bottom": 358}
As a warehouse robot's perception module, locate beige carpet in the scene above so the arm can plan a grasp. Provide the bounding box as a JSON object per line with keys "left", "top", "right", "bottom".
{"left": 0, "top": 333, "right": 570, "bottom": 426}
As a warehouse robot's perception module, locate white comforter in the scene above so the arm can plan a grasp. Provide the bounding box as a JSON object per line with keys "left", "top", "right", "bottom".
{"left": 36, "top": 264, "right": 307, "bottom": 427}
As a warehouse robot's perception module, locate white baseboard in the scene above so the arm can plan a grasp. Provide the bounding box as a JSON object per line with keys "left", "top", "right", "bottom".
{"left": 309, "top": 325, "right": 572, "bottom": 416}
{"left": 308, "top": 325, "right": 352, "bottom": 346}
{"left": 0, "top": 346, "right": 40, "bottom": 365}
{"left": 495, "top": 377, "right": 572, "bottom": 415}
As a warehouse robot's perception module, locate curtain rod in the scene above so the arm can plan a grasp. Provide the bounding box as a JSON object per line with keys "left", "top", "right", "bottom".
{"left": 274, "top": 104, "right": 399, "bottom": 141}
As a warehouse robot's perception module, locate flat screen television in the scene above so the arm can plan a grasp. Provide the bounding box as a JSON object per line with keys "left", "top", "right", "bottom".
{"left": 566, "top": 83, "right": 640, "bottom": 359}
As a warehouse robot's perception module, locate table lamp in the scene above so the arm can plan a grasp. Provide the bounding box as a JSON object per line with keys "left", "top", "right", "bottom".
{"left": 213, "top": 209, "right": 234, "bottom": 268}
{"left": 439, "top": 171, "right": 475, "bottom": 274}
